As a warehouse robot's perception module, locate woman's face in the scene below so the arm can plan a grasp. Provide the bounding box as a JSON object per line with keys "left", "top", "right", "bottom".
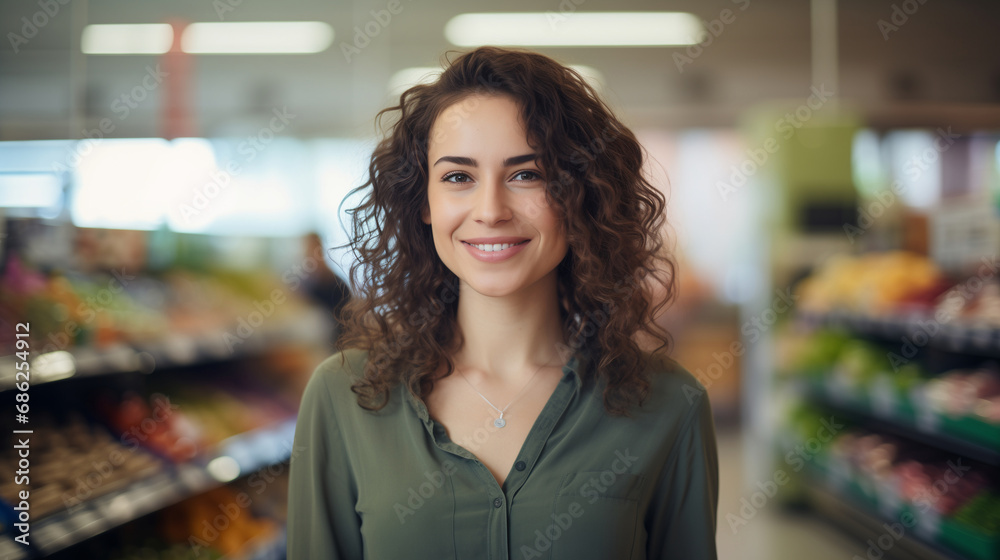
{"left": 422, "top": 94, "right": 568, "bottom": 298}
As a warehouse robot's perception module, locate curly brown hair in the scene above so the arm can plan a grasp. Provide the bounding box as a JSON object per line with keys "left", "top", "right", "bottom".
{"left": 332, "top": 45, "right": 677, "bottom": 417}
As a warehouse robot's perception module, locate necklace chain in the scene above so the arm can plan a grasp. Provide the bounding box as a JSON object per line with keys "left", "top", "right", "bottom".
{"left": 455, "top": 358, "right": 555, "bottom": 428}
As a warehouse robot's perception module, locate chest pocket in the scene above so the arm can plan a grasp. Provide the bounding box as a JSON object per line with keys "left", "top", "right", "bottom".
{"left": 545, "top": 471, "right": 645, "bottom": 560}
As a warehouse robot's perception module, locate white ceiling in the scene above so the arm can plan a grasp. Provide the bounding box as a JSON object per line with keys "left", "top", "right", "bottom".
{"left": 1, "top": 0, "right": 998, "bottom": 140}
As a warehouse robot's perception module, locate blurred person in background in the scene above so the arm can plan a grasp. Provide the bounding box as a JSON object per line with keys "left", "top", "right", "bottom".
{"left": 288, "top": 46, "right": 718, "bottom": 560}
{"left": 301, "top": 231, "right": 352, "bottom": 340}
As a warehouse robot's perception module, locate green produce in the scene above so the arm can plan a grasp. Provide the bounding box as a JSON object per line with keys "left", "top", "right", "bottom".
{"left": 953, "top": 492, "right": 1000, "bottom": 535}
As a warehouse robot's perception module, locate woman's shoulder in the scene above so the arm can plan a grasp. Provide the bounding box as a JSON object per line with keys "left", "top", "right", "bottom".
{"left": 641, "top": 349, "right": 705, "bottom": 387}
{"left": 637, "top": 349, "right": 712, "bottom": 413}
{"left": 303, "top": 348, "right": 370, "bottom": 403}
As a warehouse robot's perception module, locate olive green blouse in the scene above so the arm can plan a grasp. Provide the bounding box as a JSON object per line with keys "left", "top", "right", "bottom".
{"left": 286, "top": 347, "right": 719, "bottom": 560}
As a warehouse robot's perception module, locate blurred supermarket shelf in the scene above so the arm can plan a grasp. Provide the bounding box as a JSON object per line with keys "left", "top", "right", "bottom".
{"left": 222, "top": 526, "right": 287, "bottom": 560}
{"left": 0, "top": 417, "right": 296, "bottom": 558}
{"left": 799, "top": 310, "right": 1000, "bottom": 358}
{"left": 776, "top": 407, "right": 998, "bottom": 560}
{"left": 797, "top": 380, "right": 1000, "bottom": 466}
{"left": 804, "top": 481, "right": 965, "bottom": 560}
{"left": 0, "top": 308, "right": 331, "bottom": 392}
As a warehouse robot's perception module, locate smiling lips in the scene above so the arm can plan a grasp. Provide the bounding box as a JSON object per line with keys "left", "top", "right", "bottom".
{"left": 462, "top": 238, "right": 530, "bottom": 262}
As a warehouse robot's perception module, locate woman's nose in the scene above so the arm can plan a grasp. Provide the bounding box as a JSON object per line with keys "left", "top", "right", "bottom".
{"left": 471, "top": 177, "right": 513, "bottom": 225}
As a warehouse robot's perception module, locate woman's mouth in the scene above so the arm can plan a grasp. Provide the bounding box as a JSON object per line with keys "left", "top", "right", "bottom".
{"left": 462, "top": 240, "right": 530, "bottom": 262}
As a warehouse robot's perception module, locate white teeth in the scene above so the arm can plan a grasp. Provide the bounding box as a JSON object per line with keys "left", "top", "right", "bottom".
{"left": 469, "top": 241, "right": 525, "bottom": 252}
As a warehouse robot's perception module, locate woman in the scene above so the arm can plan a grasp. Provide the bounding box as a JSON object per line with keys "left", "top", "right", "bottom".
{"left": 287, "top": 46, "right": 718, "bottom": 560}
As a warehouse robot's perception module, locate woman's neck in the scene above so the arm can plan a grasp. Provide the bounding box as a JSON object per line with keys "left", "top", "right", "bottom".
{"left": 451, "top": 275, "right": 567, "bottom": 385}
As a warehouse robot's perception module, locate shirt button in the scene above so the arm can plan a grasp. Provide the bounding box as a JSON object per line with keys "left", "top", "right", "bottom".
{"left": 493, "top": 497, "right": 503, "bottom": 508}
{"left": 514, "top": 461, "right": 526, "bottom": 471}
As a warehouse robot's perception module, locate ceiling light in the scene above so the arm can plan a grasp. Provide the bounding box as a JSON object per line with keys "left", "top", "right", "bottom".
{"left": 81, "top": 23, "right": 173, "bottom": 54}
{"left": 445, "top": 12, "right": 703, "bottom": 47}
{"left": 181, "top": 21, "right": 333, "bottom": 54}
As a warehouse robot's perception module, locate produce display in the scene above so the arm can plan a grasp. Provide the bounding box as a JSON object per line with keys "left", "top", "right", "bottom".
{"left": 781, "top": 406, "right": 1000, "bottom": 560}
{"left": 0, "top": 221, "right": 318, "bottom": 558}
{"left": 95, "top": 391, "right": 206, "bottom": 464}
{"left": 780, "top": 253, "right": 1000, "bottom": 559}
{"left": 60, "top": 472, "right": 290, "bottom": 560}
{"left": 152, "top": 380, "right": 298, "bottom": 448}
{"left": 936, "top": 278, "right": 1000, "bottom": 327}
{"left": 0, "top": 413, "right": 164, "bottom": 520}
{"left": 784, "top": 328, "right": 1000, "bottom": 448}
{"left": 926, "top": 369, "right": 1000, "bottom": 425}
{"left": 796, "top": 250, "right": 1000, "bottom": 331}
{"left": 0, "top": 372, "right": 296, "bottom": 538}
{"left": 796, "top": 251, "right": 947, "bottom": 315}
{"left": 0, "top": 253, "right": 315, "bottom": 357}
{"left": 158, "top": 485, "right": 282, "bottom": 557}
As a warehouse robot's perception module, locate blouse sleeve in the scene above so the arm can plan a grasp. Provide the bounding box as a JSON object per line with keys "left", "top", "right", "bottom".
{"left": 645, "top": 386, "right": 720, "bottom": 560}
{"left": 286, "top": 362, "right": 364, "bottom": 559}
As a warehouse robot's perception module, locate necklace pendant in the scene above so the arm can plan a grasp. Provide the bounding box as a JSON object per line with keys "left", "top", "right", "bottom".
{"left": 494, "top": 417, "right": 506, "bottom": 428}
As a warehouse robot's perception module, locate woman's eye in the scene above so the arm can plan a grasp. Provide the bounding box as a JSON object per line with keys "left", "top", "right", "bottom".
{"left": 442, "top": 172, "right": 471, "bottom": 183}
{"left": 512, "top": 170, "right": 541, "bottom": 182}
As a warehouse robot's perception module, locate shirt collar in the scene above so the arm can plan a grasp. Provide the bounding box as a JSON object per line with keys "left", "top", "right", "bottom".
{"left": 404, "top": 348, "right": 589, "bottom": 428}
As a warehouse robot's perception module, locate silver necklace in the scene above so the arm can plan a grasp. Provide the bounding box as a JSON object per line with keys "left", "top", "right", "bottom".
{"left": 455, "top": 359, "right": 554, "bottom": 428}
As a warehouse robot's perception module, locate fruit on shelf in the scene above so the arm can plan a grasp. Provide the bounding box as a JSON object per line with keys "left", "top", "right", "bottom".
{"left": 0, "top": 413, "right": 164, "bottom": 519}
{"left": 975, "top": 396, "right": 1000, "bottom": 423}
{"left": 797, "top": 251, "right": 944, "bottom": 315}
{"left": 971, "top": 282, "right": 1000, "bottom": 325}
{"left": 834, "top": 339, "right": 888, "bottom": 389}
{"left": 158, "top": 485, "right": 280, "bottom": 556}
{"left": 896, "top": 458, "right": 989, "bottom": 515}
{"left": 935, "top": 279, "right": 1000, "bottom": 327}
{"left": 952, "top": 492, "right": 1000, "bottom": 535}
{"left": 0, "top": 257, "right": 317, "bottom": 356}
{"left": 792, "top": 329, "right": 853, "bottom": 375}
{"left": 823, "top": 427, "right": 991, "bottom": 516}
{"left": 925, "top": 368, "right": 1000, "bottom": 420}
{"left": 153, "top": 380, "right": 297, "bottom": 448}
{"left": 97, "top": 391, "right": 206, "bottom": 463}
{"left": 893, "top": 362, "right": 926, "bottom": 395}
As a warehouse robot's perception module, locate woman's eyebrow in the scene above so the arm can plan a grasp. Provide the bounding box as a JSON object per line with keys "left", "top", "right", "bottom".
{"left": 433, "top": 153, "right": 537, "bottom": 168}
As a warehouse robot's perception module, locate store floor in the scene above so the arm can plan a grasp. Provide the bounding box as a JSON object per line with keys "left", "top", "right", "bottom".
{"left": 715, "top": 425, "right": 864, "bottom": 559}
